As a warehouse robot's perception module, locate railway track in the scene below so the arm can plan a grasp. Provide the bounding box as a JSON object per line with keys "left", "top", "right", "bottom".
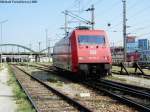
{"left": 15, "top": 63, "right": 150, "bottom": 111}
{"left": 39, "top": 63, "right": 150, "bottom": 79}
{"left": 102, "top": 79, "right": 150, "bottom": 93}
{"left": 84, "top": 79, "right": 150, "bottom": 112}
{"left": 112, "top": 71, "right": 150, "bottom": 79}
{"left": 141, "top": 66, "right": 150, "bottom": 70}
{"left": 29, "top": 63, "right": 150, "bottom": 90}
{"left": 11, "top": 65, "right": 92, "bottom": 112}
{"left": 98, "top": 79, "right": 150, "bottom": 98}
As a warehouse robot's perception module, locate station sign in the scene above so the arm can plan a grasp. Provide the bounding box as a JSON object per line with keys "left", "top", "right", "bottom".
{"left": 126, "top": 36, "right": 136, "bottom": 43}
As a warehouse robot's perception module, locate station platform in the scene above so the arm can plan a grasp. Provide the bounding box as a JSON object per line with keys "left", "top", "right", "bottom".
{"left": 0, "top": 65, "right": 16, "bottom": 112}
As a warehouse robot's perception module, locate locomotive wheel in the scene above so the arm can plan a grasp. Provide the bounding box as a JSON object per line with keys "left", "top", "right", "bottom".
{"left": 78, "top": 70, "right": 89, "bottom": 81}
{"left": 108, "top": 69, "right": 112, "bottom": 75}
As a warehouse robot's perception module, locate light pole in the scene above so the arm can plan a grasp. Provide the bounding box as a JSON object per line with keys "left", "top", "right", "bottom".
{"left": 122, "top": 0, "right": 127, "bottom": 62}
{"left": 45, "top": 29, "right": 48, "bottom": 49}
{"left": 0, "top": 20, "right": 8, "bottom": 64}
{"left": 86, "top": 4, "right": 95, "bottom": 30}
{"left": 38, "top": 41, "right": 41, "bottom": 52}
{"left": 47, "top": 38, "right": 51, "bottom": 62}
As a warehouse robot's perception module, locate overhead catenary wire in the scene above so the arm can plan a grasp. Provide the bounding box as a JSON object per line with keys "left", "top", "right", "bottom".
{"left": 92, "top": 0, "right": 104, "bottom": 6}
{"left": 82, "top": 0, "right": 103, "bottom": 10}
{"left": 137, "top": 31, "right": 150, "bottom": 37}
{"left": 105, "top": 1, "right": 150, "bottom": 32}
{"left": 128, "top": 18, "right": 150, "bottom": 29}
{"left": 108, "top": 7, "right": 150, "bottom": 39}
{"left": 67, "top": 0, "right": 80, "bottom": 10}
{"left": 128, "top": 4, "right": 150, "bottom": 21}
{"left": 66, "top": 0, "right": 123, "bottom": 31}
{"left": 58, "top": 0, "right": 150, "bottom": 46}
{"left": 62, "top": 10, "right": 91, "bottom": 25}
{"left": 127, "top": 0, "right": 142, "bottom": 13}
{"left": 95, "top": 0, "right": 122, "bottom": 31}
{"left": 123, "top": 0, "right": 150, "bottom": 30}
{"left": 129, "top": 24, "right": 150, "bottom": 33}
{"left": 97, "top": 0, "right": 121, "bottom": 18}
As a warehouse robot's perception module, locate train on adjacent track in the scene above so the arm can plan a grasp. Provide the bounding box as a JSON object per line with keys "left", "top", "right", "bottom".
{"left": 52, "top": 26, "right": 112, "bottom": 79}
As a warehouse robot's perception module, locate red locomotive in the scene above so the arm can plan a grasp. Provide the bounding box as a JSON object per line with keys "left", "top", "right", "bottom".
{"left": 126, "top": 52, "right": 141, "bottom": 62}
{"left": 53, "top": 27, "right": 112, "bottom": 78}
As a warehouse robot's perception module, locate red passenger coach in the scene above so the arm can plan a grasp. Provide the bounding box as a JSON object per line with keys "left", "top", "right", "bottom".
{"left": 53, "top": 27, "right": 112, "bottom": 78}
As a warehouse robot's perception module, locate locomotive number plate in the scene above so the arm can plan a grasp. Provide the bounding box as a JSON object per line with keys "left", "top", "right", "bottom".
{"left": 89, "top": 50, "right": 97, "bottom": 55}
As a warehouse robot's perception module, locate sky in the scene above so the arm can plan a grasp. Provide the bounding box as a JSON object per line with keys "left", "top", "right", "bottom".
{"left": 0, "top": 0, "right": 150, "bottom": 52}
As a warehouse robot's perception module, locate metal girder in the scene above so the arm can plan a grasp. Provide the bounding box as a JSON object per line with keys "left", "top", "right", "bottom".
{"left": 39, "top": 46, "right": 53, "bottom": 53}
{"left": 0, "top": 43, "right": 36, "bottom": 53}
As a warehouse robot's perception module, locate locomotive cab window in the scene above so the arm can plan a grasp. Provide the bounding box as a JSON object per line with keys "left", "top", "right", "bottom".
{"left": 78, "top": 35, "right": 105, "bottom": 45}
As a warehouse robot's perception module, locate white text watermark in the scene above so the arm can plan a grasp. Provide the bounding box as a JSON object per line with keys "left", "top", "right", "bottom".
{"left": 0, "top": 0, "right": 37, "bottom": 3}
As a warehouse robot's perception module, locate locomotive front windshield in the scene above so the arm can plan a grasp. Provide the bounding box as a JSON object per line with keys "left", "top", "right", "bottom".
{"left": 78, "top": 35, "right": 105, "bottom": 45}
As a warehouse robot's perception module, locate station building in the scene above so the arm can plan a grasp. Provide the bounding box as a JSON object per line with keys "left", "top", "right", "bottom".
{"left": 126, "top": 42, "right": 138, "bottom": 53}
{"left": 138, "top": 39, "right": 150, "bottom": 61}
{"left": 138, "top": 39, "right": 150, "bottom": 50}
{"left": 111, "top": 36, "right": 150, "bottom": 62}
{"left": 139, "top": 50, "right": 150, "bottom": 61}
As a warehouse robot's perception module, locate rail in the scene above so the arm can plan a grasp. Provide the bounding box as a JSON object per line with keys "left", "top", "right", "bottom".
{"left": 83, "top": 79, "right": 150, "bottom": 111}
{"left": 14, "top": 63, "right": 150, "bottom": 111}
{"left": 11, "top": 64, "right": 92, "bottom": 112}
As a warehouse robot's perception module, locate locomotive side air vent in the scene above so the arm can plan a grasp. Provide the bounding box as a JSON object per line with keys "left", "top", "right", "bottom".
{"left": 75, "top": 26, "right": 90, "bottom": 30}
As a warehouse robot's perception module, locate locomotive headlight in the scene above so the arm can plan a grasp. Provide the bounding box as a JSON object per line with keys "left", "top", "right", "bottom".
{"left": 104, "top": 56, "right": 107, "bottom": 60}
{"left": 79, "top": 57, "right": 84, "bottom": 60}
{"left": 107, "top": 56, "right": 109, "bottom": 60}
{"left": 104, "top": 56, "right": 109, "bottom": 60}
